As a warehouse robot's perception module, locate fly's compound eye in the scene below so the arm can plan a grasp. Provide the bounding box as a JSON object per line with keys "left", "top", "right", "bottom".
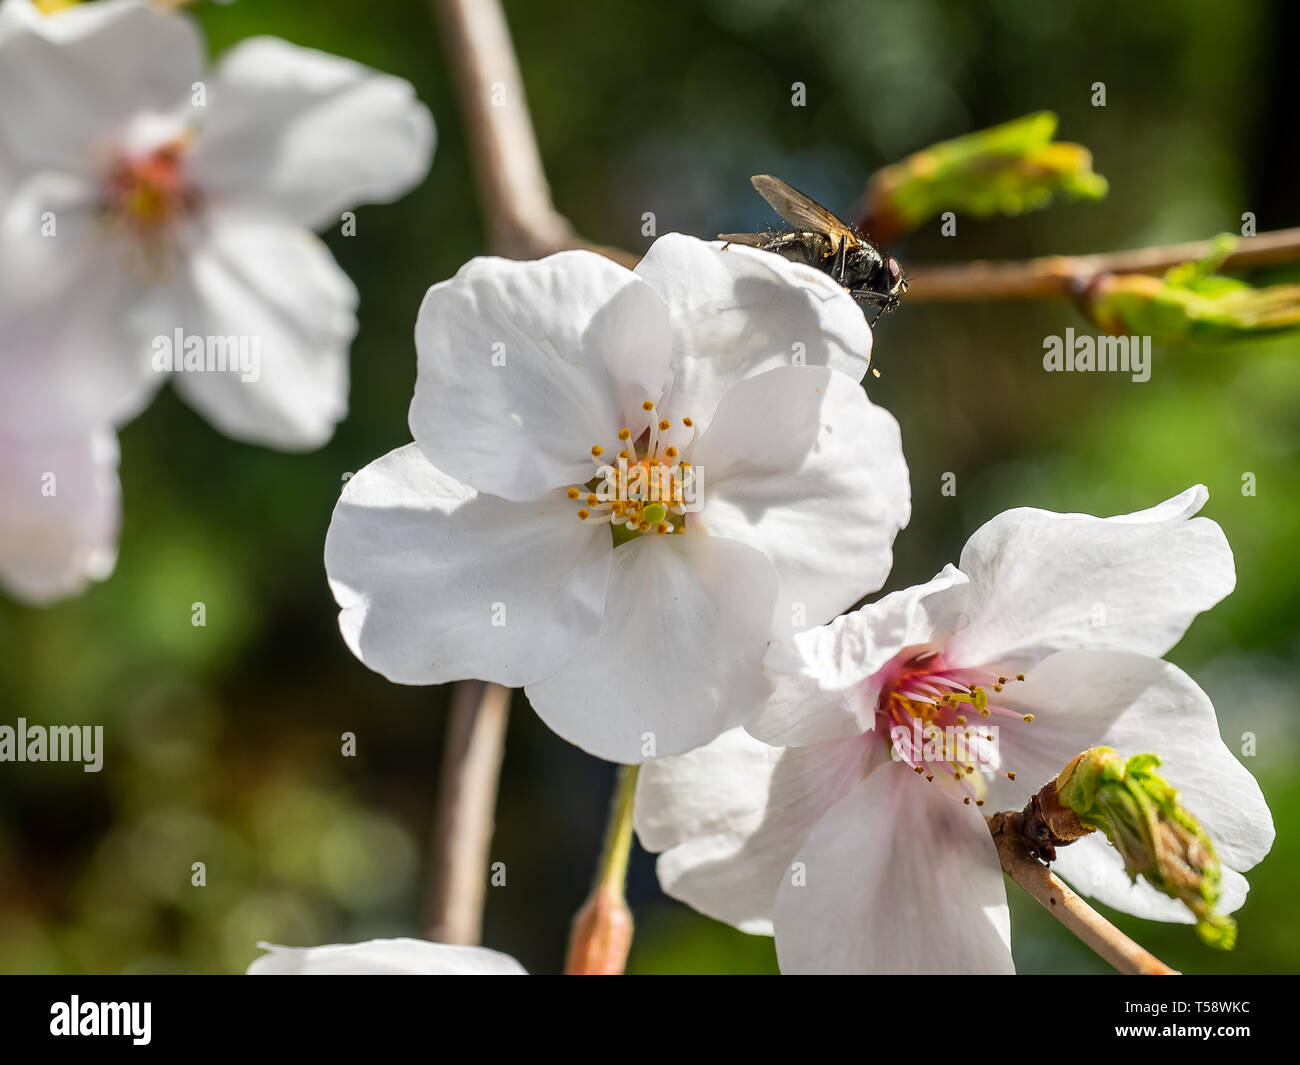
{"left": 886, "top": 258, "right": 903, "bottom": 290}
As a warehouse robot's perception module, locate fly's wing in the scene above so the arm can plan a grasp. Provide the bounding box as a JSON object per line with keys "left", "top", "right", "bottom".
{"left": 750, "top": 174, "right": 857, "bottom": 245}
{"left": 715, "top": 232, "right": 769, "bottom": 247}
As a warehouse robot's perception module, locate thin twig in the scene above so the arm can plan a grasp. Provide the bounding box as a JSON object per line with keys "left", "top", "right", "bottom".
{"left": 987, "top": 813, "right": 1178, "bottom": 975}
{"left": 423, "top": 681, "right": 511, "bottom": 945}
{"left": 905, "top": 227, "right": 1300, "bottom": 302}
{"left": 431, "top": 0, "right": 638, "bottom": 267}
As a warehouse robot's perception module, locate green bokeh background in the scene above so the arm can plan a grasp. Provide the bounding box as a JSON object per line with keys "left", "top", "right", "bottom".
{"left": 1, "top": 0, "right": 1297, "bottom": 974}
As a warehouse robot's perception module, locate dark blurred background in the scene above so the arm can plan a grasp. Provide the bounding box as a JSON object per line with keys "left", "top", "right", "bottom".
{"left": 1, "top": 0, "right": 1297, "bottom": 974}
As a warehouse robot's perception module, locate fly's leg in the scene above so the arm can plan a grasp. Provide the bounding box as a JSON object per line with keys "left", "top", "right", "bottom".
{"left": 831, "top": 237, "right": 849, "bottom": 285}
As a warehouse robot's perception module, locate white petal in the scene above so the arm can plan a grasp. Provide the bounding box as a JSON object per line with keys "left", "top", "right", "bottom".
{"left": 0, "top": 0, "right": 201, "bottom": 175}
{"left": 774, "top": 759, "right": 1013, "bottom": 974}
{"left": 0, "top": 0, "right": 35, "bottom": 36}
{"left": 192, "top": 37, "right": 434, "bottom": 231}
{"left": 981, "top": 649, "right": 1168, "bottom": 812}
{"left": 170, "top": 212, "right": 358, "bottom": 450}
{"left": 0, "top": 136, "right": 17, "bottom": 197}
{"left": 525, "top": 533, "right": 778, "bottom": 763}
{"left": 410, "top": 252, "right": 672, "bottom": 502}
{"left": 635, "top": 234, "right": 872, "bottom": 428}
{"left": 691, "top": 365, "right": 910, "bottom": 637}
{"left": 949, "top": 486, "right": 1235, "bottom": 670}
{"left": 247, "top": 938, "right": 526, "bottom": 975}
{"left": 749, "top": 565, "right": 971, "bottom": 747}
{"left": 986, "top": 650, "right": 1273, "bottom": 879}
{"left": 0, "top": 2, "right": 31, "bottom": 188}
{"left": 0, "top": 173, "right": 165, "bottom": 435}
{"left": 0, "top": 427, "right": 120, "bottom": 604}
{"left": 634, "top": 728, "right": 877, "bottom": 934}
{"left": 0, "top": 140, "right": 18, "bottom": 197}
{"left": 325, "top": 444, "right": 611, "bottom": 687}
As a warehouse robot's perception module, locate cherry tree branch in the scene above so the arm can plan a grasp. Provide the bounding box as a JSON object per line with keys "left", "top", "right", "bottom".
{"left": 429, "top": 0, "right": 1204, "bottom": 974}
{"left": 422, "top": 681, "right": 511, "bottom": 945}
{"left": 421, "top": 0, "right": 577, "bottom": 953}
{"left": 905, "top": 226, "right": 1300, "bottom": 302}
{"left": 987, "top": 812, "right": 1178, "bottom": 976}
{"left": 431, "top": 0, "right": 638, "bottom": 267}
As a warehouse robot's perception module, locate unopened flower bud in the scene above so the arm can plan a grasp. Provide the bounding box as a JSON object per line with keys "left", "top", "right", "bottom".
{"left": 565, "top": 888, "right": 635, "bottom": 976}
{"left": 1057, "top": 747, "right": 1236, "bottom": 949}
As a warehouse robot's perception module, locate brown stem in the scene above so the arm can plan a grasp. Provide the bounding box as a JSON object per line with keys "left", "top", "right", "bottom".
{"left": 905, "top": 227, "right": 1300, "bottom": 302}
{"left": 987, "top": 812, "right": 1178, "bottom": 975}
{"left": 423, "top": 681, "right": 511, "bottom": 945}
{"left": 430, "top": 0, "right": 638, "bottom": 267}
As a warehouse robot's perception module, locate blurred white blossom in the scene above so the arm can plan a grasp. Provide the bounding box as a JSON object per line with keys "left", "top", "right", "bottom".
{"left": 248, "top": 938, "right": 526, "bottom": 975}
{"left": 0, "top": 0, "right": 435, "bottom": 448}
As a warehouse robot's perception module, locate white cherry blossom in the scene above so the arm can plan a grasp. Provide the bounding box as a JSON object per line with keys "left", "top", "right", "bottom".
{"left": 635, "top": 487, "right": 1274, "bottom": 972}
{"left": 325, "top": 234, "right": 911, "bottom": 763}
{"left": 0, "top": 0, "right": 434, "bottom": 448}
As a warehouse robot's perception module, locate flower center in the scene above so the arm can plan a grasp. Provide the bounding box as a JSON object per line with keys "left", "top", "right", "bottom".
{"left": 876, "top": 652, "right": 1033, "bottom": 807}
{"left": 100, "top": 140, "right": 198, "bottom": 239}
{"left": 570, "top": 400, "right": 699, "bottom": 542}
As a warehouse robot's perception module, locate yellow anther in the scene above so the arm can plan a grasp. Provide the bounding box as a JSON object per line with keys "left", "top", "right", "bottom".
{"left": 1016, "top": 672, "right": 1026, "bottom": 681}
{"left": 1022, "top": 713, "right": 1035, "bottom": 723}
{"left": 577, "top": 509, "right": 590, "bottom": 520}
{"left": 642, "top": 400, "right": 655, "bottom": 411}
{"left": 665, "top": 446, "right": 678, "bottom": 458}
{"left": 1007, "top": 771, "right": 1017, "bottom": 780}
{"left": 658, "top": 419, "right": 671, "bottom": 431}
{"left": 591, "top": 445, "right": 603, "bottom": 457}
{"left": 682, "top": 417, "right": 693, "bottom": 427}
{"left": 567, "top": 487, "right": 580, "bottom": 500}
{"left": 655, "top": 522, "right": 669, "bottom": 534}
{"left": 618, "top": 428, "right": 631, "bottom": 440}
{"left": 586, "top": 493, "right": 598, "bottom": 506}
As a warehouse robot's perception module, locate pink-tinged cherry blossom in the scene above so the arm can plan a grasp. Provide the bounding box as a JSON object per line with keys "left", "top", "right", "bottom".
{"left": 635, "top": 487, "right": 1273, "bottom": 972}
